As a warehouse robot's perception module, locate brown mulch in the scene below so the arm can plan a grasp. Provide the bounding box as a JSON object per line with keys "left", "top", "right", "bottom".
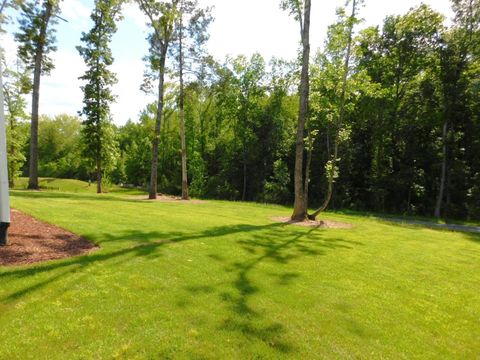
{"left": 272, "top": 216, "right": 354, "bottom": 229}
{"left": 0, "top": 209, "right": 97, "bottom": 267}
{"left": 131, "top": 194, "right": 206, "bottom": 204}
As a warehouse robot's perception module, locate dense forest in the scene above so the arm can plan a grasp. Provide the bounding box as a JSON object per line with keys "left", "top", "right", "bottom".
{"left": 1, "top": 0, "right": 479, "bottom": 220}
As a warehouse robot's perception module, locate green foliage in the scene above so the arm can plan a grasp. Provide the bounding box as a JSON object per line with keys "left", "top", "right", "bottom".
{"left": 188, "top": 150, "right": 206, "bottom": 196}
{"left": 77, "top": 0, "right": 122, "bottom": 191}
{"left": 15, "top": 0, "right": 60, "bottom": 74}
{"left": 263, "top": 159, "right": 291, "bottom": 204}
{"left": 37, "top": 114, "right": 88, "bottom": 179}
{"left": 2, "top": 58, "right": 30, "bottom": 185}
{"left": 0, "top": 0, "right": 24, "bottom": 32}
{"left": 2, "top": 0, "right": 478, "bottom": 220}
{"left": 280, "top": 0, "right": 303, "bottom": 25}
{"left": 139, "top": 0, "right": 178, "bottom": 92}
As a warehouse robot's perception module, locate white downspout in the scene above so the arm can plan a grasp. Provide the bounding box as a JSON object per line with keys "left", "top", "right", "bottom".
{"left": 0, "top": 62, "right": 10, "bottom": 246}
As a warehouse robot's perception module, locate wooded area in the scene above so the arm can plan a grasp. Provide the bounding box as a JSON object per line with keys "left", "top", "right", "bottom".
{"left": 1, "top": 0, "right": 479, "bottom": 221}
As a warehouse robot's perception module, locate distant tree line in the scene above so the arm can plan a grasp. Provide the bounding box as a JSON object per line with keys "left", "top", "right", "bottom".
{"left": 1, "top": 0, "right": 479, "bottom": 220}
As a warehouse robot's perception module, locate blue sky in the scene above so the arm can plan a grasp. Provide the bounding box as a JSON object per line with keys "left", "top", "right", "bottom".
{"left": 2, "top": 0, "right": 453, "bottom": 125}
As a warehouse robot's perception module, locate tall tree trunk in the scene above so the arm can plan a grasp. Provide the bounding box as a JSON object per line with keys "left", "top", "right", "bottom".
{"left": 435, "top": 119, "right": 447, "bottom": 218}
{"left": 149, "top": 48, "right": 167, "bottom": 200}
{"left": 28, "top": 1, "right": 53, "bottom": 190}
{"left": 309, "top": 0, "right": 356, "bottom": 220}
{"left": 291, "top": 0, "right": 311, "bottom": 221}
{"left": 179, "top": 12, "right": 189, "bottom": 200}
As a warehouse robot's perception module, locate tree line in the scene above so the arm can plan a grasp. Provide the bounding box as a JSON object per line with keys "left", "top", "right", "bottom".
{"left": 1, "top": 0, "right": 479, "bottom": 221}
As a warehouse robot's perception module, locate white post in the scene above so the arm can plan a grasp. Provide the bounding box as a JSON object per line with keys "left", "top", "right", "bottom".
{"left": 0, "top": 62, "right": 10, "bottom": 246}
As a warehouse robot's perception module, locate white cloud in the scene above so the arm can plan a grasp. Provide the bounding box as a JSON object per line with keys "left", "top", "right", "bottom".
{"left": 122, "top": 2, "right": 149, "bottom": 31}
{"left": 111, "top": 58, "right": 154, "bottom": 124}
{"left": 199, "top": 0, "right": 453, "bottom": 60}
{"left": 59, "top": 0, "right": 92, "bottom": 30}
{"left": 40, "top": 49, "right": 86, "bottom": 117}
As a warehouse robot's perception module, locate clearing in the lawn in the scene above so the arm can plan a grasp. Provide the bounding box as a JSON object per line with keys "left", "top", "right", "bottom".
{"left": 1, "top": 185, "right": 479, "bottom": 359}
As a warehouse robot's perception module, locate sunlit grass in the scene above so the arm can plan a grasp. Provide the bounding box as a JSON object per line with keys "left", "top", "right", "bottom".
{"left": 1, "top": 185, "right": 479, "bottom": 359}
{"left": 12, "top": 177, "right": 146, "bottom": 195}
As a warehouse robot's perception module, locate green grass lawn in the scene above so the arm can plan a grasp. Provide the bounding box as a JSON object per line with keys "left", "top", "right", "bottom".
{"left": 1, "top": 186, "right": 479, "bottom": 359}
{"left": 12, "top": 177, "right": 146, "bottom": 196}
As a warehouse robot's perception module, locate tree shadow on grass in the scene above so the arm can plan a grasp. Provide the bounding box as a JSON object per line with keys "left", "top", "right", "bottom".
{"left": 0, "top": 220, "right": 362, "bottom": 355}
{"left": 0, "top": 223, "right": 290, "bottom": 295}
{"left": 464, "top": 232, "right": 480, "bottom": 244}
{"left": 182, "top": 224, "right": 363, "bottom": 354}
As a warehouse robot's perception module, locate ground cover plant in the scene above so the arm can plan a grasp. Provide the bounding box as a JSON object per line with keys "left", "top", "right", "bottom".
{"left": 1, "top": 185, "right": 479, "bottom": 359}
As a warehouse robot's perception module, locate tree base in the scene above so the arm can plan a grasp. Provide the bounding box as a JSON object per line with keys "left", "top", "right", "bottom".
{"left": 0, "top": 222, "right": 10, "bottom": 246}
{"left": 290, "top": 212, "right": 307, "bottom": 222}
{"left": 27, "top": 183, "right": 39, "bottom": 190}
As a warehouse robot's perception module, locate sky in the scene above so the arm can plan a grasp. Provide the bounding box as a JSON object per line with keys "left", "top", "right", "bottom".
{"left": 2, "top": 0, "right": 453, "bottom": 125}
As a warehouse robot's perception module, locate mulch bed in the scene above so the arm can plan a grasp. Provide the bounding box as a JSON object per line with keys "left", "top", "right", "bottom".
{"left": 0, "top": 209, "right": 97, "bottom": 267}
{"left": 272, "top": 216, "right": 353, "bottom": 229}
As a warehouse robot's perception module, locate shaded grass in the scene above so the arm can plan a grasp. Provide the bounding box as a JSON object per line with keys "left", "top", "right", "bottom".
{"left": 0, "top": 189, "right": 479, "bottom": 359}
{"left": 334, "top": 208, "right": 480, "bottom": 227}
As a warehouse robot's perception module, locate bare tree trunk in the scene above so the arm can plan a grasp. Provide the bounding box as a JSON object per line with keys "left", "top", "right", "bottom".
{"left": 291, "top": 0, "right": 311, "bottom": 221}
{"left": 178, "top": 12, "right": 189, "bottom": 200}
{"left": 309, "top": 0, "right": 357, "bottom": 220}
{"left": 435, "top": 119, "right": 447, "bottom": 218}
{"left": 149, "top": 49, "right": 167, "bottom": 200}
{"left": 28, "top": 1, "right": 53, "bottom": 190}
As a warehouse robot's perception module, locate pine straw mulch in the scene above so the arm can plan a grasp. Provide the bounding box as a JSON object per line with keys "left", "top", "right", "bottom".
{"left": 0, "top": 209, "right": 97, "bottom": 267}
{"left": 272, "top": 216, "right": 353, "bottom": 229}
{"left": 131, "top": 193, "right": 206, "bottom": 204}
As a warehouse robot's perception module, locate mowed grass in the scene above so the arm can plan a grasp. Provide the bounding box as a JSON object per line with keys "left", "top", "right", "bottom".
{"left": 1, "top": 186, "right": 479, "bottom": 359}
{"left": 13, "top": 177, "right": 146, "bottom": 195}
